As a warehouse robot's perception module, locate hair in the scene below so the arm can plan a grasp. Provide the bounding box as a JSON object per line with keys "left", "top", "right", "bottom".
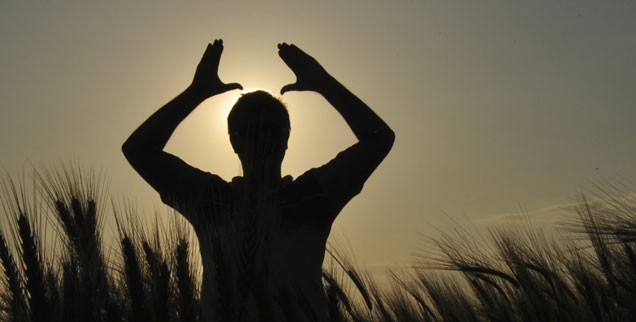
{"left": 227, "top": 90, "right": 290, "bottom": 145}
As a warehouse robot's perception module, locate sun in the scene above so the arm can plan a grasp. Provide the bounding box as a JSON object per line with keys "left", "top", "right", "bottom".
{"left": 211, "top": 88, "right": 277, "bottom": 130}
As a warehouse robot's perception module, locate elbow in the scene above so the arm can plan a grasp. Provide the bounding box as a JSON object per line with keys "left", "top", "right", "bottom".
{"left": 386, "top": 128, "right": 395, "bottom": 146}
{"left": 121, "top": 140, "right": 134, "bottom": 159}
{"left": 379, "top": 128, "right": 395, "bottom": 152}
{"left": 121, "top": 141, "right": 146, "bottom": 171}
{"left": 121, "top": 139, "right": 142, "bottom": 165}
{"left": 363, "top": 128, "right": 394, "bottom": 157}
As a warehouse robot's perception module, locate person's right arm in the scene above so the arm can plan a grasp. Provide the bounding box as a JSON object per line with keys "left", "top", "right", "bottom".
{"left": 122, "top": 39, "right": 242, "bottom": 196}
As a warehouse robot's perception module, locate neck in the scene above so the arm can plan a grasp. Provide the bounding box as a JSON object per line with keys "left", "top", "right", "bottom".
{"left": 241, "top": 163, "right": 282, "bottom": 187}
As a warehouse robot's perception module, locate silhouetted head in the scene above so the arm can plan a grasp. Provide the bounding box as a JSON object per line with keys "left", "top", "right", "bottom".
{"left": 228, "top": 90, "right": 290, "bottom": 173}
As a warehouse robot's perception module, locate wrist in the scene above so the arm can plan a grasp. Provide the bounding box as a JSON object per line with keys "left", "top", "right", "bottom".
{"left": 185, "top": 84, "right": 212, "bottom": 101}
{"left": 315, "top": 75, "right": 339, "bottom": 96}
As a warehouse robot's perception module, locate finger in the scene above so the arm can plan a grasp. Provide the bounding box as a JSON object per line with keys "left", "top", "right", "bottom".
{"left": 278, "top": 52, "right": 302, "bottom": 74}
{"left": 202, "top": 41, "right": 222, "bottom": 64}
{"left": 224, "top": 82, "right": 243, "bottom": 91}
{"left": 202, "top": 43, "right": 214, "bottom": 59}
{"left": 208, "top": 39, "right": 223, "bottom": 57}
{"left": 280, "top": 83, "right": 300, "bottom": 95}
{"left": 277, "top": 45, "right": 296, "bottom": 65}
{"left": 277, "top": 43, "right": 287, "bottom": 56}
{"left": 277, "top": 42, "right": 291, "bottom": 54}
{"left": 210, "top": 40, "right": 224, "bottom": 69}
{"left": 290, "top": 44, "right": 308, "bottom": 57}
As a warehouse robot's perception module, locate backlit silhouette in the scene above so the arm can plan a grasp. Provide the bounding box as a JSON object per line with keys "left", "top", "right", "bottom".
{"left": 122, "top": 39, "right": 394, "bottom": 321}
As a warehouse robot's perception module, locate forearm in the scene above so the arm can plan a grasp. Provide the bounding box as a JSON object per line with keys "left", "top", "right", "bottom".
{"left": 317, "top": 77, "right": 394, "bottom": 143}
{"left": 122, "top": 86, "right": 207, "bottom": 155}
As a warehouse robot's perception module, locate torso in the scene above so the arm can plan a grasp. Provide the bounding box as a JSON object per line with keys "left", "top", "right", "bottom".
{"left": 192, "top": 173, "right": 333, "bottom": 321}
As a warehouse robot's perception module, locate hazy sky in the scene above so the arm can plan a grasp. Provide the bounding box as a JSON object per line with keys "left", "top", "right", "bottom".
{"left": 1, "top": 1, "right": 635, "bottom": 272}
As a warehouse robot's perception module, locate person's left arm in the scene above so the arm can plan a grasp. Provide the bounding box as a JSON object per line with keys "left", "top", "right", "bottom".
{"left": 278, "top": 43, "right": 395, "bottom": 215}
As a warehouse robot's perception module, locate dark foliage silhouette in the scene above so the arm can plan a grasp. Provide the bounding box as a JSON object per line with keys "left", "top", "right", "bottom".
{"left": 1, "top": 168, "right": 636, "bottom": 321}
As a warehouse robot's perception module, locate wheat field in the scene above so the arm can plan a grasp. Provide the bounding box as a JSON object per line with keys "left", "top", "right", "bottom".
{"left": 1, "top": 166, "right": 635, "bottom": 322}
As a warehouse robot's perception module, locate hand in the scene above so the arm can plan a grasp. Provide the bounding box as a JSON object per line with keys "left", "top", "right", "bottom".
{"left": 278, "top": 43, "right": 331, "bottom": 95}
{"left": 190, "top": 39, "right": 242, "bottom": 98}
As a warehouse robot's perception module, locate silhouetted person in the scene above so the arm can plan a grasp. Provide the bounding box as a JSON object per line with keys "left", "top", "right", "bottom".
{"left": 122, "top": 39, "right": 394, "bottom": 321}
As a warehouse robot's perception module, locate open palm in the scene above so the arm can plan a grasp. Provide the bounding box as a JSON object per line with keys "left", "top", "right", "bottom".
{"left": 191, "top": 39, "right": 242, "bottom": 98}
{"left": 278, "top": 43, "right": 330, "bottom": 95}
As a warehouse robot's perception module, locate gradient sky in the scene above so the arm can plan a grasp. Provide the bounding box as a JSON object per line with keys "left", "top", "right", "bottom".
{"left": 1, "top": 1, "right": 635, "bottom": 272}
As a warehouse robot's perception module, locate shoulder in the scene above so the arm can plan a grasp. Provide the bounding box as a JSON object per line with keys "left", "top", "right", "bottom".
{"left": 161, "top": 171, "right": 231, "bottom": 208}
{"left": 290, "top": 169, "right": 323, "bottom": 194}
{"left": 277, "top": 171, "right": 324, "bottom": 202}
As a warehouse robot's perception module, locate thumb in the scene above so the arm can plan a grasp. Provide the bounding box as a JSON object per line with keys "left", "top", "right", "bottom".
{"left": 280, "top": 83, "right": 300, "bottom": 95}
{"left": 224, "top": 82, "right": 243, "bottom": 91}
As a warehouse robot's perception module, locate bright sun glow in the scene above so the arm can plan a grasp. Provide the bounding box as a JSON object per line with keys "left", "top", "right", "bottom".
{"left": 213, "top": 88, "right": 275, "bottom": 129}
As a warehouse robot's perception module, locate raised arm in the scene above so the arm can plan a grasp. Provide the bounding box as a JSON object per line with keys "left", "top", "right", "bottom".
{"left": 278, "top": 43, "right": 394, "bottom": 150}
{"left": 278, "top": 43, "right": 394, "bottom": 215}
{"left": 278, "top": 42, "right": 394, "bottom": 155}
{"left": 122, "top": 39, "right": 242, "bottom": 194}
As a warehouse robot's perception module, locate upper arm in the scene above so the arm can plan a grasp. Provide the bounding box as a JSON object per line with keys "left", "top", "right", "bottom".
{"left": 310, "top": 132, "right": 394, "bottom": 217}
{"left": 122, "top": 143, "right": 207, "bottom": 193}
{"left": 122, "top": 146, "right": 215, "bottom": 215}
